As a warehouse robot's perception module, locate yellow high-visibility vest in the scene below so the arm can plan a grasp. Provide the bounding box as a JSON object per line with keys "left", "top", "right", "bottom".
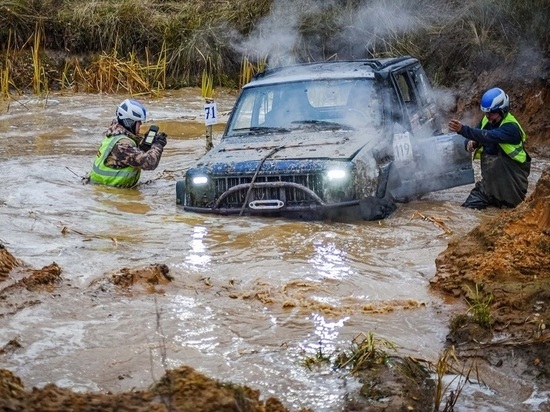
{"left": 474, "top": 113, "right": 527, "bottom": 163}
{"left": 89, "top": 135, "right": 141, "bottom": 188}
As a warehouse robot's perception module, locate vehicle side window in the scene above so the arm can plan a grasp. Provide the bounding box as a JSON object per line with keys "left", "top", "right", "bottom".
{"left": 393, "top": 70, "right": 428, "bottom": 132}
{"left": 410, "top": 67, "right": 431, "bottom": 106}
{"left": 394, "top": 72, "right": 414, "bottom": 105}
{"left": 408, "top": 66, "right": 441, "bottom": 134}
{"left": 389, "top": 72, "right": 415, "bottom": 129}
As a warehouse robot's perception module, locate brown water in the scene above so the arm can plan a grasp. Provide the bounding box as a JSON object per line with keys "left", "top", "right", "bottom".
{"left": 0, "top": 90, "right": 547, "bottom": 411}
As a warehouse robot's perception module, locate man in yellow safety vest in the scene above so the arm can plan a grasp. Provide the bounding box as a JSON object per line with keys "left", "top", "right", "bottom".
{"left": 448, "top": 87, "right": 531, "bottom": 209}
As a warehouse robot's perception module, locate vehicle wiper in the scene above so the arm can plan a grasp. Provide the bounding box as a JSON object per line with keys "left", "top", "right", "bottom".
{"left": 231, "top": 126, "right": 291, "bottom": 135}
{"left": 290, "top": 120, "right": 353, "bottom": 130}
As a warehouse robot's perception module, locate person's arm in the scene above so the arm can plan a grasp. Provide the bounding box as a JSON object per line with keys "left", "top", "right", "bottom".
{"left": 448, "top": 118, "right": 481, "bottom": 152}
{"left": 456, "top": 122, "right": 522, "bottom": 146}
{"left": 110, "top": 138, "right": 164, "bottom": 170}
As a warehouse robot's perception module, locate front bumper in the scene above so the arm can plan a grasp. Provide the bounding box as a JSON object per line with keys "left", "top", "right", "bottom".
{"left": 180, "top": 180, "right": 360, "bottom": 217}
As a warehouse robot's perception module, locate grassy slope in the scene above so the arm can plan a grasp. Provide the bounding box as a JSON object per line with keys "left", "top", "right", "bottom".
{"left": 1, "top": 0, "right": 549, "bottom": 88}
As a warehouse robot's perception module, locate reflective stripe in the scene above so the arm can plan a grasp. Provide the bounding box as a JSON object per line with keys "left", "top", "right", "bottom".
{"left": 478, "top": 113, "right": 527, "bottom": 163}
{"left": 505, "top": 146, "right": 523, "bottom": 159}
{"left": 91, "top": 163, "right": 138, "bottom": 177}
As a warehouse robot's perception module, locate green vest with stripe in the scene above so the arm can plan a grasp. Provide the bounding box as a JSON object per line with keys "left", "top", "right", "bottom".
{"left": 89, "top": 135, "right": 141, "bottom": 188}
{"left": 475, "top": 113, "right": 527, "bottom": 163}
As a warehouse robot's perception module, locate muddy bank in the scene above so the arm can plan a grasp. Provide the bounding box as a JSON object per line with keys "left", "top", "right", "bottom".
{"left": 431, "top": 165, "right": 550, "bottom": 409}
{"left": 0, "top": 365, "right": 291, "bottom": 412}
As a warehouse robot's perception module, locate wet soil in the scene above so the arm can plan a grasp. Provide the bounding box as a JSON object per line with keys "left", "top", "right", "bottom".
{"left": 430, "top": 165, "right": 550, "bottom": 411}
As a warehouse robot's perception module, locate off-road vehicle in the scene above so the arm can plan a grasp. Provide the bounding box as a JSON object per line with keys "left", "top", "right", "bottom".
{"left": 176, "top": 56, "right": 474, "bottom": 220}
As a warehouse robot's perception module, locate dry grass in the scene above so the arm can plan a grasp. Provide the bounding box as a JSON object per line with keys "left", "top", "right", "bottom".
{"left": 200, "top": 55, "right": 214, "bottom": 99}
{"left": 65, "top": 44, "right": 167, "bottom": 95}
{"left": 239, "top": 55, "right": 267, "bottom": 89}
{"left": 430, "top": 347, "right": 480, "bottom": 412}
{"left": 0, "top": 0, "right": 548, "bottom": 95}
{"left": 31, "top": 22, "right": 46, "bottom": 95}
{"left": 0, "top": 31, "right": 13, "bottom": 99}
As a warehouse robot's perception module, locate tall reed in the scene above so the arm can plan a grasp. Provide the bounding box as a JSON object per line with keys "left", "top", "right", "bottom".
{"left": 31, "top": 22, "right": 47, "bottom": 95}
{"left": 1, "top": 30, "right": 13, "bottom": 99}
{"left": 239, "top": 55, "right": 267, "bottom": 89}
{"left": 1, "top": 0, "right": 549, "bottom": 92}
{"left": 201, "top": 55, "right": 214, "bottom": 99}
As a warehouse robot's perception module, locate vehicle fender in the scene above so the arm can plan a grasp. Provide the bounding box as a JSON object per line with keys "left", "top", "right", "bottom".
{"left": 351, "top": 141, "right": 381, "bottom": 199}
{"left": 375, "top": 160, "right": 393, "bottom": 199}
{"left": 359, "top": 157, "right": 395, "bottom": 220}
{"left": 176, "top": 180, "right": 187, "bottom": 205}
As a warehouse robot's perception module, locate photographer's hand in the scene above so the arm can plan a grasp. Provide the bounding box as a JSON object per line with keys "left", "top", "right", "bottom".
{"left": 153, "top": 132, "right": 167, "bottom": 148}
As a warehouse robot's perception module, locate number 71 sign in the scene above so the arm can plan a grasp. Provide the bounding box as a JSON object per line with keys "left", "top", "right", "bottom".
{"left": 204, "top": 102, "right": 218, "bottom": 126}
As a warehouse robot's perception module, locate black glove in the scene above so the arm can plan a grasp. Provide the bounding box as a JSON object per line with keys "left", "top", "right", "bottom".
{"left": 153, "top": 132, "right": 167, "bottom": 148}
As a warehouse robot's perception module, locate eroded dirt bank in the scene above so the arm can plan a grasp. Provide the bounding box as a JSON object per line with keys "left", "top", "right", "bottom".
{"left": 0, "top": 364, "right": 292, "bottom": 412}
{"left": 431, "top": 165, "right": 550, "bottom": 409}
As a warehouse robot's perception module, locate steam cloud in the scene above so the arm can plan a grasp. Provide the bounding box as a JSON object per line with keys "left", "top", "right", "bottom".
{"left": 238, "top": 0, "right": 447, "bottom": 65}
{"left": 236, "top": 0, "right": 546, "bottom": 118}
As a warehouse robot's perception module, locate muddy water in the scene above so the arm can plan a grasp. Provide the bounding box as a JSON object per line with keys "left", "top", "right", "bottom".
{"left": 0, "top": 91, "right": 547, "bottom": 411}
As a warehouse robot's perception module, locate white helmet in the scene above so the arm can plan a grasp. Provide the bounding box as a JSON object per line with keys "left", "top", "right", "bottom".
{"left": 116, "top": 99, "right": 147, "bottom": 132}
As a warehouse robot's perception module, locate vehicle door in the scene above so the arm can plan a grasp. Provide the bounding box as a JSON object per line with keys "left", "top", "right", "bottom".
{"left": 388, "top": 66, "right": 473, "bottom": 200}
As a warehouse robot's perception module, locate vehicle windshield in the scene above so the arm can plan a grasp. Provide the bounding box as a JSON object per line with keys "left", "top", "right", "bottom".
{"left": 225, "top": 78, "right": 382, "bottom": 137}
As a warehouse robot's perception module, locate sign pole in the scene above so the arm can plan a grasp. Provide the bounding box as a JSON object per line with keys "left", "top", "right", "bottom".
{"left": 204, "top": 98, "right": 217, "bottom": 151}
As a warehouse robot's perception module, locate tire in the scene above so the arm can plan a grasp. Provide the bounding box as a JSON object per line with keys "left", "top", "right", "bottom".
{"left": 359, "top": 196, "right": 397, "bottom": 221}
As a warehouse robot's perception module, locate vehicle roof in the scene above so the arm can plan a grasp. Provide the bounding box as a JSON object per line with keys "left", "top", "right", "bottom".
{"left": 245, "top": 56, "right": 418, "bottom": 88}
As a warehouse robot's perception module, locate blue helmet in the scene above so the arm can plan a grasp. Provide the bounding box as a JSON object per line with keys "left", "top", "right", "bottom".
{"left": 480, "top": 87, "right": 509, "bottom": 114}
{"left": 116, "top": 99, "right": 147, "bottom": 132}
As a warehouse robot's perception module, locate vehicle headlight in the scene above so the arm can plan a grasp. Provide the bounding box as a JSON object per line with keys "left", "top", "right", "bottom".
{"left": 191, "top": 175, "right": 209, "bottom": 185}
{"left": 326, "top": 169, "right": 348, "bottom": 182}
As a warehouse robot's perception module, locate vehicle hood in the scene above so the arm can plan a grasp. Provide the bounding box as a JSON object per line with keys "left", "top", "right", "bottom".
{"left": 194, "top": 129, "right": 373, "bottom": 167}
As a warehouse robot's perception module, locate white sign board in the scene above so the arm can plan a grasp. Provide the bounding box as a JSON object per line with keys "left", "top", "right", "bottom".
{"left": 392, "top": 131, "right": 414, "bottom": 161}
{"left": 204, "top": 102, "right": 218, "bottom": 126}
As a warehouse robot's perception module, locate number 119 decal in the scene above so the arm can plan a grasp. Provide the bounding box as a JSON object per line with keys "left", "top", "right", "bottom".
{"left": 393, "top": 131, "right": 413, "bottom": 161}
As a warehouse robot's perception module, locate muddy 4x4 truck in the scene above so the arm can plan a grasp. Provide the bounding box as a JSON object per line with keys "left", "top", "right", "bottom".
{"left": 176, "top": 56, "right": 474, "bottom": 220}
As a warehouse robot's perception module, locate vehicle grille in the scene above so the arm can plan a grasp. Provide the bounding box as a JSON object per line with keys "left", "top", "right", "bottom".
{"left": 214, "top": 174, "right": 324, "bottom": 207}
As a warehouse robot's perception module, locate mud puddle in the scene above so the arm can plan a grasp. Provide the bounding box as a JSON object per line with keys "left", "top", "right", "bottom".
{"left": 0, "top": 90, "right": 548, "bottom": 411}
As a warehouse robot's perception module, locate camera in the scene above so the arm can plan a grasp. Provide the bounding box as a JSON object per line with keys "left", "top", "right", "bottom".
{"left": 140, "top": 125, "right": 159, "bottom": 150}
